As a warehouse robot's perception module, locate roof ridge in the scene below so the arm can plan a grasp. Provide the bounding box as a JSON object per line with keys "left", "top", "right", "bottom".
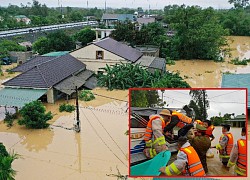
{"left": 35, "top": 55, "right": 62, "bottom": 67}
{"left": 35, "top": 66, "right": 49, "bottom": 88}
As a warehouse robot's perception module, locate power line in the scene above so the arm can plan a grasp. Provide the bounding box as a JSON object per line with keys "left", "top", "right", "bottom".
{"left": 209, "top": 90, "right": 243, "bottom": 99}
{"left": 80, "top": 108, "right": 128, "bottom": 168}
{"left": 209, "top": 100, "right": 245, "bottom": 104}
{"left": 163, "top": 95, "right": 187, "bottom": 104}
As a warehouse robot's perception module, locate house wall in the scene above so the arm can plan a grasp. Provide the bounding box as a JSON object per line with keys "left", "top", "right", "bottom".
{"left": 9, "top": 51, "right": 33, "bottom": 64}
{"left": 71, "top": 44, "right": 125, "bottom": 61}
{"left": 71, "top": 44, "right": 128, "bottom": 73}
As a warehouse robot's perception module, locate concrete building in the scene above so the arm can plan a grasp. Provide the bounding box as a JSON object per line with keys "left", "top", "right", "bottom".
{"left": 0, "top": 54, "right": 96, "bottom": 108}
{"left": 15, "top": 15, "right": 31, "bottom": 25}
{"left": 225, "top": 114, "right": 246, "bottom": 127}
{"left": 70, "top": 37, "right": 166, "bottom": 74}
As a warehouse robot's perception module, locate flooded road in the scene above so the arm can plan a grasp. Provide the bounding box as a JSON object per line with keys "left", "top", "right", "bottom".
{"left": 167, "top": 36, "right": 250, "bottom": 87}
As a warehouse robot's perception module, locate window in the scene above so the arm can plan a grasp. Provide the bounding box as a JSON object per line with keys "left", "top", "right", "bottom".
{"left": 96, "top": 51, "right": 104, "bottom": 59}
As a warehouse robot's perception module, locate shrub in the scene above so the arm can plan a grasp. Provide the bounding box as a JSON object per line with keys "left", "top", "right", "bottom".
{"left": 18, "top": 101, "right": 53, "bottom": 129}
{"left": 79, "top": 90, "right": 95, "bottom": 101}
{"left": 165, "top": 57, "right": 176, "bottom": 65}
{"left": 4, "top": 112, "right": 17, "bottom": 127}
{"left": 230, "top": 57, "right": 248, "bottom": 65}
{"left": 59, "top": 104, "right": 75, "bottom": 113}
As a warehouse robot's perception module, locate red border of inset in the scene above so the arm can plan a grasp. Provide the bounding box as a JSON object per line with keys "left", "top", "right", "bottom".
{"left": 128, "top": 87, "right": 248, "bottom": 178}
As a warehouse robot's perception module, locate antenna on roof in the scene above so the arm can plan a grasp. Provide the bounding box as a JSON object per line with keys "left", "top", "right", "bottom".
{"left": 87, "top": 0, "right": 88, "bottom": 8}
{"left": 105, "top": 0, "right": 107, "bottom": 13}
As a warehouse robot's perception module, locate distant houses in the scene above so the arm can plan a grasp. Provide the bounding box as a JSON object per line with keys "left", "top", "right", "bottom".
{"left": 224, "top": 114, "right": 246, "bottom": 127}
{"left": 0, "top": 54, "right": 96, "bottom": 108}
{"left": 15, "top": 15, "right": 31, "bottom": 25}
{"left": 70, "top": 37, "right": 166, "bottom": 74}
{"left": 102, "top": 14, "right": 136, "bottom": 27}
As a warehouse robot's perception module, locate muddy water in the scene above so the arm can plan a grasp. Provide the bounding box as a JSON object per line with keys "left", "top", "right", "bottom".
{"left": 167, "top": 36, "right": 250, "bottom": 88}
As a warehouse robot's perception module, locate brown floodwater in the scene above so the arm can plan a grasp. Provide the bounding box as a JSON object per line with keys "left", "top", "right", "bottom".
{"left": 167, "top": 36, "right": 250, "bottom": 88}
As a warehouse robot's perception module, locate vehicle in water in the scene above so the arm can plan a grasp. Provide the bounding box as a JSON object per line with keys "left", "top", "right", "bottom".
{"left": 130, "top": 106, "right": 194, "bottom": 166}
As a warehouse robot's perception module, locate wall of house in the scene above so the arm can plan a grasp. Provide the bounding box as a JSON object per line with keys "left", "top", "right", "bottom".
{"left": 9, "top": 51, "right": 32, "bottom": 64}
{"left": 70, "top": 44, "right": 125, "bottom": 61}
{"left": 77, "top": 58, "right": 129, "bottom": 73}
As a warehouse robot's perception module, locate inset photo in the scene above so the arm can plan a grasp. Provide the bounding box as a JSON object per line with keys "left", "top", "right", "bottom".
{"left": 129, "top": 88, "right": 247, "bottom": 178}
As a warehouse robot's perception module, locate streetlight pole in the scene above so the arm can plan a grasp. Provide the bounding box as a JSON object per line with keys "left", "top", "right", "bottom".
{"left": 75, "top": 86, "right": 81, "bottom": 132}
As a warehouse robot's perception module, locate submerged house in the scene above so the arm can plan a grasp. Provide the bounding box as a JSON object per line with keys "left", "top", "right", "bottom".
{"left": 0, "top": 54, "right": 96, "bottom": 108}
{"left": 70, "top": 37, "right": 166, "bottom": 74}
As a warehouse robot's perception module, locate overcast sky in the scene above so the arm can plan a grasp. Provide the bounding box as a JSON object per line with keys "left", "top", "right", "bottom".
{"left": 157, "top": 89, "right": 246, "bottom": 119}
{"left": 0, "top": 0, "right": 233, "bottom": 9}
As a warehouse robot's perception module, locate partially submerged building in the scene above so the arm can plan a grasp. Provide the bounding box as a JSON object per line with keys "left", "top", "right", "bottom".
{"left": 0, "top": 54, "right": 96, "bottom": 108}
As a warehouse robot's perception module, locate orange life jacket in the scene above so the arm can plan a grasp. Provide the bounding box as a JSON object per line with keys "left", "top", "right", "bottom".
{"left": 180, "top": 146, "right": 206, "bottom": 176}
{"left": 144, "top": 115, "right": 165, "bottom": 141}
{"left": 219, "top": 133, "right": 234, "bottom": 156}
{"left": 236, "top": 139, "right": 246, "bottom": 171}
{"left": 205, "top": 125, "right": 215, "bottom": 137}
{"left": 172, "top": 111, "right": 192, "bottom": 128}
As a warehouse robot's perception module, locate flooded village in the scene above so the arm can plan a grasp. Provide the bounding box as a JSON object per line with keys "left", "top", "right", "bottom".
{"left": 0, "top": 0, "right": 250, "bottom": 180}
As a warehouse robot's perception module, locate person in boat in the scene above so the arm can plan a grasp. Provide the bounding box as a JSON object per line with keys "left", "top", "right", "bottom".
{"left": 143, "top": 109, "right": 172, "bottom": 159}
{"left": 159, "top": 136, "right": 206, "bottom": 176}
{"left": 189, "top": 125, "right": 210, "bottom": 174}
{"left": 215, "top": 124, "right": 234, "bottom": 167}
{"left": 227, "top": 127, "right": 246, "bottom": 176}
{"left": 163, "top": 110, "right": 193, "bottom": 138}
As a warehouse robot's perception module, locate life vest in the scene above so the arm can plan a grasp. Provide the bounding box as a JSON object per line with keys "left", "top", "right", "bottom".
{"left": 144, "top": 115, "right": 165, "bottom": 141}
{"left": 180, "top": 146, "right": 205, "bottom": 176}
{"left": 205, "top": 125, "right": 215, "bottom": 137}
{"left": 194, "top": 120, "right": 203, "bottom": 125}
{"left": 236, "top": 139, "right": 246, "bottom": 175}
{"left": 172, "top": 111, "right": 192, "bottom": 128}
{"left": 219, "top": 133, "right": 234, "bottom": 158}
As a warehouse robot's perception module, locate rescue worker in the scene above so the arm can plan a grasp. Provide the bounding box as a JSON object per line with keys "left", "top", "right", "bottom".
{"left": 143, "top": 109, "right": 171, "bottom": 159}
{"left": 227, "top": 127, "right": 246, "bottom": 176}
{"left": 189, "top": 125, "right": 211, "bottom": 173}
{"left": 159, "top": 136, "right": 206, "bottom": 176}
{"left": 164, "top": 110, "right": 193, "bottom": 137}
{"left": 216, "top": 124, "right": 234, "bottom": 167}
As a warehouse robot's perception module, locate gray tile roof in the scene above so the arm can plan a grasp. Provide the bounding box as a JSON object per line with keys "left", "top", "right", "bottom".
{"left": 84, "top": 76, "right": 97, "bottom": 89}
{"left": 137, "top": 17, "right": 155, "bottom": 24}
{"left": 4, "top": 54, "right": 86, "bottom": 88}
{"left": 94, "top": 38, "right": 143, "bottom": 62}
{"left": 12, "top": 56, "right": 54, "bottom": 72}
{"left": 102, "top": 14, "right": 119, "bottom": 20}
{"left": 134, "top": 56, "right": 155, "bottom": 67}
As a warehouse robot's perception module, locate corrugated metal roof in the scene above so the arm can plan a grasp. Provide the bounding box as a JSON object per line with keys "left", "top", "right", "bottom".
{"left": 94, "top": 38, "right": 143, "bottom": 62}
{"left": 4, "top": 54, "right": 86, "bottom": 88}
{"left": 102, "top": 14, "right": 118, "bottom": 20}
{"left": 0, "top": 88, "right": 47, "bottom": 108}
{"left": 137, "top": 17, "right": 155, "bottom": 24}
{"left": 54, "top": 70, "right": 94, "bottom": 95}
{"left": 117, "top": 14, "right": 134, "bottom": 21}
{"left": 148, "top": 57, "right": 166, "bottom": 73}
{"left": 221, "top": 74, "right": 250, "bottom": 108}
{"left": 134, "top": 56, "right": 155, "bottom": 67}
{"left": 83, "top": 76, "right": 97, "bottom": 89}
{"left": 42, "top": 51, "right": 69, "bottom": 57}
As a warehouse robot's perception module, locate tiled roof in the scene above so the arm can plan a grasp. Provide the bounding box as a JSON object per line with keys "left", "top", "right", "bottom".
{"left": 4, "top": 54, "right": 85, "bottom": 88}
{"left": 94, "top": 38, "right": 143, "bottom": 62}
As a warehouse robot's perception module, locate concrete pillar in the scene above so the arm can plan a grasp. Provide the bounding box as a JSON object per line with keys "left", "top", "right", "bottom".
{"left": 101, "top": 31, "right": 105, "bottom": 38}
{"left": 96, "top": 30, "right": 99, "bottom": 41}
{"left": 47, "top": 88, "right": 55, "bottom": 104}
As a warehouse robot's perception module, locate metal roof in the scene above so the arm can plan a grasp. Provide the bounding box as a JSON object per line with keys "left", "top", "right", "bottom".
{"left": 42, "top": 51, "right": 69, "bottom": 57}
{"left": 54, "top": 70, "right": 94, "bottom": 95}
{"left": 102, "top": 14, "right": 119, "bottom": 20}
{"left": 83, "top": 76, "right": 97, "bottom": 89}
{"left": 221, "top": 74, "right": 250, "bottom": 108}
{"left": 4, "top": 54, "right": 86, "bottom": 88}
{"left": 94, "top": 38, "right": 143, "bottom": 62}
{"left": 0, "top": 88, "right": 47, "bottom": 108}
{"left": 148, "top": 57, "right": 166, "bottom": 73}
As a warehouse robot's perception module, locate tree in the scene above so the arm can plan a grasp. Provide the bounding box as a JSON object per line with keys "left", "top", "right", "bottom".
{"left": 74, "top": 27, "right": 96, "bottom": 46}
{"left": 18, "top": 101, "right": 53, "bottom": 129}
{"left": 189, "top": 90, "right": 209, "bottom": 121}
{"left": 33, "top": 31, "right": 75, "bottom": 55}
{"left": 131, "top": 90, "right": 162, "bottom": 107}
{"left": 0, "top": 143, "right": 19, "bottom": 180}
{"left": 228, "top": 0, "right": 249, "bottom": 8}
{"left": 164, "top": 5, "right": 229, "bottom": 60}
{"left": 69, "top": 11, "right": 83, "bottom": 21}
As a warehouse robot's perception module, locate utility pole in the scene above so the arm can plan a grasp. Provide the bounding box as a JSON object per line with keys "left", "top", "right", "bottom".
{"left": 75, "top": 86, "right": 81, "bottom": 132}
{"left": 203, "top": 90, "right": 206, "bottom": 121}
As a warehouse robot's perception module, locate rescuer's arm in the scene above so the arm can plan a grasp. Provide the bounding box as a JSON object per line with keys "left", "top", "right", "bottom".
{"left": 216, "top": 136, "right": 228, "bottom": 150}
{"left": 227, "top": 143, "right": 238, "bottom": 167}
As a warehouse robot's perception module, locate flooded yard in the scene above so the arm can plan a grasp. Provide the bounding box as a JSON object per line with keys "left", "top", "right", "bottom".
{"left": 167, "top": 36, "right": 250, "bottom": 87}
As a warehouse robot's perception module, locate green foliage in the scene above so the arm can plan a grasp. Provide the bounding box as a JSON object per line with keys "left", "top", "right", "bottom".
{"left": 0, "top": 40, "right": 26, "bottom": 59}
{"left": 69, "top": 11, "right": 83, "bottom": 21}
{"left": 164, "top": 5, "right": 229, "bottom": 60}
{"left": 210, "top": 113, "right": 232, "bottom": 126}
{"left": 79, "top": 90, "right": 95, "bottom": 101}
{"left": 33, "top": 31, "right": 75, "bottom": 55}
{"left": 98, "top": 63, "right": 190, "bottom": 90}
{"left": 228, "top": 0, "right": 249, "bottom": 8}
{"left": 3, "top": 112, "right": 17, "bottom": 127}
{"left": 131, "top": 90, "right": 164, "bottom": 107}
{"left": 74, "top": 28, "right": 96, "bottom": 46}
{"left": 0, "top": 143, "right": 19, "bottom": 180}
{"left": 230, "top": 57, "right": 248, "bottom": 65}
{"left": 189, "top": 90, "right": 209, "bottom": 121}
{"left": 18, "top": 101, "right": 53, "bottom": 129}
{"left": 59, "top": 104, "right": 75, "bottom": 113}
{"left": 165, "top": 57, "right": 176, "bottom": 65}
